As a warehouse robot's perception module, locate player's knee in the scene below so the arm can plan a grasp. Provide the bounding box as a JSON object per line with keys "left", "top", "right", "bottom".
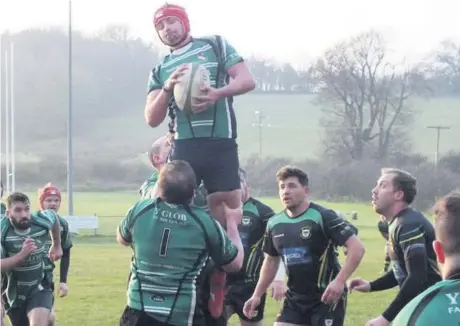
{"left": 48, "top": 312, "right": 56, "bottom": 326}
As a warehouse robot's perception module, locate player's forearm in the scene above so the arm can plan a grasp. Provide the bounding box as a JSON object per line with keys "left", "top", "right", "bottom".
{"left": 1, "top": 254, "right": 26, "bottom": 272}
{"left": 335, "top": 237, "right": 365, "bottom": 284}
{"left": 51, "top": 219, "right": 62, "bottom": 247}
{"left": 370, "top": 270, "right": 398, "bottom": 292}
{"left": 59, "top": 249, "right": 71, "bottom": 283}
{"left": 216, "top": 74, "right": 255, "bottom": 98}
{"left": 145, "top": 90, "right": 170, "bottom": 127}
{"left": 254, "top": 255, "right": 280, "bottom": 297}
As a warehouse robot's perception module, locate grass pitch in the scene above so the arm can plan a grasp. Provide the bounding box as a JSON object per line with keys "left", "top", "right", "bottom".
{"left": 6, "top": 192, "right": 401, "bottom": 325}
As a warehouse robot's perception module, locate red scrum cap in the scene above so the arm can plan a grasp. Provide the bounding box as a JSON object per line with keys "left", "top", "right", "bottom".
{"left": 38, "top": 183, "right": 61, "bottom": 209}
{"left": 153, "top": 3, "right": 190, "bottom": 34}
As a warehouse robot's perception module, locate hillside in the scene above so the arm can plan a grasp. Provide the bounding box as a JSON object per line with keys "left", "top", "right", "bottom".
{"left": 13, "top": 94, "right": 460, "bottom": 161}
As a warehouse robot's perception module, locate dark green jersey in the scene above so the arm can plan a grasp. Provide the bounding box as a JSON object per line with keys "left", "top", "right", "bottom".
{"left": 147, "top": 36, "right": 243, "bottom": 139}
{"left": 43, "top": 214, "right": 73, "bottom": 283}
{"left": 118, "top": 198, "right": 238, "bottom": 326}
{"left": 0, "top": 202, "right": 5, "bottom": 216}
{"left": 228, "top": 197, "right": 274, "bottom": 285}
{"left": 139, "top": 172, "right": 159, "bottom": 200}
{"left": 263, "top": 202, "right": 355, "bottom": 297}
{"left": 393, "top": 274, "right": 460, "bottom": 325}
{"left": 1, "top": 210, "right": 57, "bottom": 309}
{"left": 388, "top": 208, "right": 440, "bottom": 287}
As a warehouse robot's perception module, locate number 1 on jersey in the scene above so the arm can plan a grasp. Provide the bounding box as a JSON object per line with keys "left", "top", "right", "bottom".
{"left": 159, "top": 228, "right": 171, "bottom": 257}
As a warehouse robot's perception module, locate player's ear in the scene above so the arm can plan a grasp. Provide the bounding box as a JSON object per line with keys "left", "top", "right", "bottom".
{"left": 433, "top": 240, "right": 445, "bottom": 264}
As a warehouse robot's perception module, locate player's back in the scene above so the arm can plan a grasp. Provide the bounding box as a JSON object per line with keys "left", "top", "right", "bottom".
{"left": 392, "top": 277, "right": 460, "bottom": 325}
{"left": 389, "top": 208, "right": 441, "bottom": 286}
{"left": 126, "top": 199, "right": 223, "bottom": 325}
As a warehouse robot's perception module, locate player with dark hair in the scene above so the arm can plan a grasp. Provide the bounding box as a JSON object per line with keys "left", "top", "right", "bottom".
{"left": 37, "top": 183, "right": 73, "bottom": 326}
{"left": 117, "top": 160, "right": 244, "bottom": 326}
{"left": 244, "top": 166, "right": 365, "bottom": 326}
{"left": 144, "top": 3, "right": 256, "bottom": 317}
{"left": 349, "top": 168, "right": 441, "bottom": 326}
{"left": 393, "top": 190, "right": 460, "bottom": 325}
{"left": 1, "top": 192, "right": 62, "bottom": 326}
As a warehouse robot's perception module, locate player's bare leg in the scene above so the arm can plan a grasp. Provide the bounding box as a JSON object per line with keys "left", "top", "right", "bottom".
{"left": 207, "top": 190, "right": 243, "bottom": 318}
{"left": 48, "top": 310, "right": 56, "bottom": 326}
{"left": 28, "top": 307, "right": 52, "bottom": 326}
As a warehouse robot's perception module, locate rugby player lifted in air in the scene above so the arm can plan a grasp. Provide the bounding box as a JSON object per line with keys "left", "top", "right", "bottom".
{"left": 1, "top": 192, "right": 63, "bottom": 326}
{"left": 217, "top": 168, "right": 286, "bottom": 326}
{"left": 244, "top": 166, "right": 365, "bottom": 326}
{"left": 117, "top": 160, "right": 244, "bottom": 326}
{"left": 144, "top": 3, "right": 255, "bottom": 317}
{"left": 393, "top": 190, "right": 460, "bottom": 325}
{"left": 348, "top": 168, "right": 441, "bottom": 326}
{"left": 38, "top": 183, "right": 73, "bottom": 326}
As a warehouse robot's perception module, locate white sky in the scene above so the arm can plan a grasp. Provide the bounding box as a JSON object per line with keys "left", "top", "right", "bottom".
{"left": 1, "top": 0, "right": 459, "bottom": 66}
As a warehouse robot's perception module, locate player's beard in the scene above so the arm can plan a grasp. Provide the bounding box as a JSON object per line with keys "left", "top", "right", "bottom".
{"left": 10, "top": 217, "right": 31, "bottom": 230}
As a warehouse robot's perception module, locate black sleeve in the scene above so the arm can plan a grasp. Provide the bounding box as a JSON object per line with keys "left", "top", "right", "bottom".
{"left": 262, "top": 226, "right": 279, "bottom": 257}
{"left": 370, "top": 270, "right": 398, "bottom": 291}
{"left": 60, "top": 248, "right": 71, "bottom": 283}
{"left": 382, "top": 246, "right": 429, "bottom": 322}
{"left": 322, "top": 209, "right": 355, "bottom": 246}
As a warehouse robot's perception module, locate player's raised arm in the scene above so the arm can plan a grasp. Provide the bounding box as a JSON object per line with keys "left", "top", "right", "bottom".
{"left": 213, "top": 37, "right": 255, "bottom": 99}
{"left": 145, "top": 65, "right": 188, "bottom": 127}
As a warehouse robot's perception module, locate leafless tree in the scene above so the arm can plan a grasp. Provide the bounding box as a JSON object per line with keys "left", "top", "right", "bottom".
{"left": 314, "top": 30, "right": 429, "bottom": 161}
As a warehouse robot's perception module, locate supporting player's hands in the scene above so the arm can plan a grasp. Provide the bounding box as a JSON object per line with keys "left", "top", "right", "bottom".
{"left": 164, "top": 64, "right": 188, "bottom": 92}
{"left": 268, "top": 280, "right": 285, "bottom": 302}
{"left": 347, "top": 278, "right": 371, "bottom": 293}
{"left": 321, "top": 278, "right": 345, "bottom": 305}
{"left": 49, "top": 245, "right": 63, "bottom": 262}
{"left": 365, "top": 315, "right": 390, "bottom": 326}
{"left": 19, "top": 238, "right": 37, "bottom": 259}
{"left": 192, "top": 86, "right": 221, "bottom": 114}
{"left": 58, "top": 283, "right": 68, "bottom": 297}
{"left": 242, "top": 295, "right": 261, "bottom": 319}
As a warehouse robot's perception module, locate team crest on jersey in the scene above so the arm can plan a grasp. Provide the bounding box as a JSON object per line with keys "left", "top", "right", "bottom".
{"left": 324, "top": 319, "right": 334, "bottom": 326}
{"left": 241, "top": 216, "right": 252, "bottom": 226}
{"left": 300, "top": 226, "right": 311, "bottom": 239}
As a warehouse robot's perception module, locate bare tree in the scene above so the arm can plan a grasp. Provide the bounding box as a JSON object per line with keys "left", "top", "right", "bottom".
{"left": 433, "top": 40, "right": 460, "bottom": 94}
{"left": 314, "top": 30, "right": 428, "bottom": 161}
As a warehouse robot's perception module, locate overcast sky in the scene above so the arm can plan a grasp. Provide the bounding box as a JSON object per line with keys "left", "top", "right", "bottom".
{"left": 1, "top": 0, "right": 459, "bottom": 66}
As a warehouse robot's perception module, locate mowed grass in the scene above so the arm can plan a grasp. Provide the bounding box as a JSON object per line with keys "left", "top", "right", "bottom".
{"left": 10, "top": 192, "right": 400, "bottom": 326}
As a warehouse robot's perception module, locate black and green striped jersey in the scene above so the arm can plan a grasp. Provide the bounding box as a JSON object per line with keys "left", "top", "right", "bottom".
{"left": 118, "top": 198, "right": 238, "bottom": 326}
{"left": 147, "top": 36, "right": 243, "bottom": 139}
{"left": 0, "top": 202, "right": 5, "bottom": 216}
{"left": 393, "top": 273, "right": 460, "bottom": 325}
{"left": 227, "top": 197, "right": 274, "bottom": 285}
{"left": 1, "top": 210, "right": 57, "bottom": 309}
{"left": 139, "top": 172, "right": 159, "bottom": 200}
{"left": 263, "top": 202, "right": 355, "bottom": 297}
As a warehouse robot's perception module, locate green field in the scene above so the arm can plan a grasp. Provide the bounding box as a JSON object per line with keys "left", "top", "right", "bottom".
{"left": 6, "top": 192, "right": 406, "bottom": 326}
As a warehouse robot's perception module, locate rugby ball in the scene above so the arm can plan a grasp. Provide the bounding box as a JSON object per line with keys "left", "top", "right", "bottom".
{"left": 173, "top": 62, "right": 211, "bottom": 114}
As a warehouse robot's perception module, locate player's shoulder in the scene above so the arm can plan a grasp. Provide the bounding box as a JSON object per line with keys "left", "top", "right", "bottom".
{"left": 129, "top": 198, "right": 158, "bottom": 215}
{"left": 266, "top": 211, "right": 289, "bottom": 229}
{"left": 307, "top": 202, "right": 340, "bottom": 224}
{"left": 0, "top": 216, "right": 10, "bottom": 234}
{"left": 57, "top": 214, "right": 69, "bottom": 228}
{"left": 33, "top": 209, "right": 58, "bottom": 224}
{"left": 392, "top": 208, "right": 432, "bottom": 234}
